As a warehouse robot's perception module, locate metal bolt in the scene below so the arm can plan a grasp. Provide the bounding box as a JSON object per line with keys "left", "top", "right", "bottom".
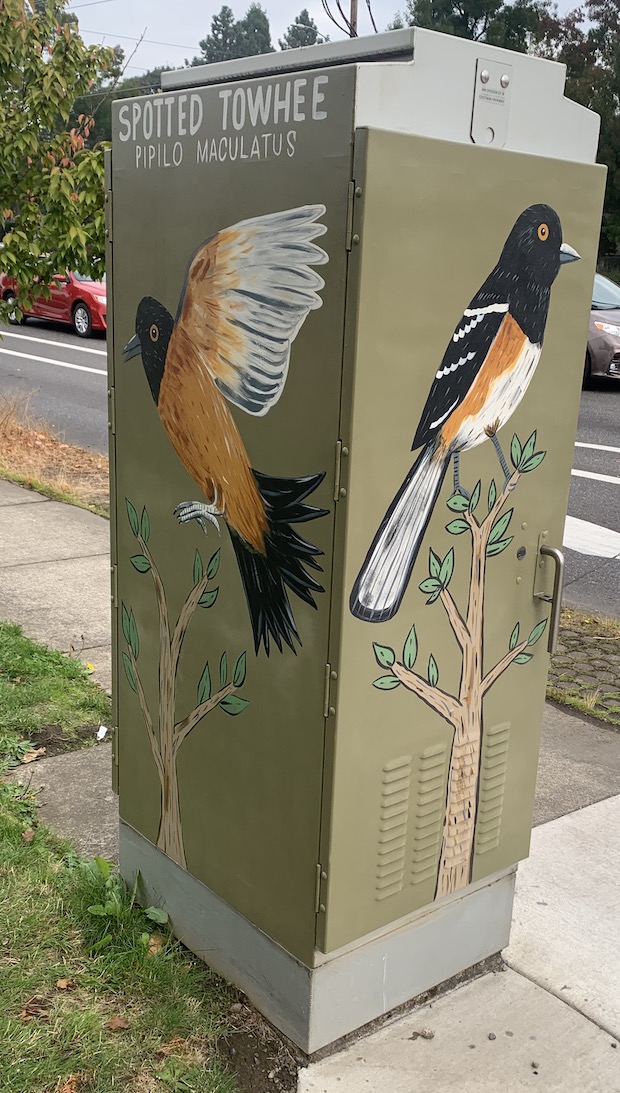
{"left": 342, "top": 446, "right": 349, "bottom": 456}
{"left": 355, "top": 186, "right": 363, "bottom": 197}
{"left": 521, "top": 522, "right": 527, "bottom": 530}
{"left": 352, "top": 234, "right": 360, "bottom": 245}
{"left": 339, "top": 487, "right": 347, "bottom": 498}
{"left": 328, "top": 706, "right": 336, "bottom": 717}
{"left": 330, "top": 670, "right": 338, "bottom": 681}
{"left": 321, "top": 871, "right": 327, "bottom": 879}
{"left": 516, "top": 576, "right": 522, "bottom": 584}
{"left": 500, "top": 73, "right": 510, "bottom": 88}
{"left": 480, "top": 69, "right": 490, "bottom": 84}
{"left": 319, "top": 903, "right": 326, "bottom": 913}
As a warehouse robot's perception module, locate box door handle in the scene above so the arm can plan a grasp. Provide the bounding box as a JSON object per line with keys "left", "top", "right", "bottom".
{"left": 537, "top": 545, "right": 565, "bottom": 655}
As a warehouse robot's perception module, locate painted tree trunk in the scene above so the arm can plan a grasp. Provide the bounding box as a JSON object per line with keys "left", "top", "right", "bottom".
{"left": 157, "top": 761, "right": 186, "bottom": 868}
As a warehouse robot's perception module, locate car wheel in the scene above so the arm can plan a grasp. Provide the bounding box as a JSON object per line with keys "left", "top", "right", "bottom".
{"left": 4, "top": 292, "right": 24, "bottom": 325}
{"left": 73, "top": 302, "right": 92, "bottom": 338}
{"left": 583, "top": 351, "right": 592, "bottom": 388}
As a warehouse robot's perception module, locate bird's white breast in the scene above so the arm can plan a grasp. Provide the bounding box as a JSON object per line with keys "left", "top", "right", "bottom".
{"left": 456, "top": 340, "right": 541, "bottom": 452}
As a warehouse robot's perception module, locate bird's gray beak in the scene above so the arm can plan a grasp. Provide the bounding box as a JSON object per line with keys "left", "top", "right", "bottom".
{"left": 123, "top": 333, "right": 142, "bottom": 361}
{"left": 559, "top": 242, "right": 580, "bottom": 264}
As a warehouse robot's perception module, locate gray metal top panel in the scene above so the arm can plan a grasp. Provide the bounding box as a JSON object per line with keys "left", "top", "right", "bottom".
{"left": 161, "top": 29, "right": 415, "bottom": 90}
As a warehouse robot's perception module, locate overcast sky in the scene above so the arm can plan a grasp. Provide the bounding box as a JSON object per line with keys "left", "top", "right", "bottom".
{"left": 67, "top": 0, "right": 578, "bottom": 77}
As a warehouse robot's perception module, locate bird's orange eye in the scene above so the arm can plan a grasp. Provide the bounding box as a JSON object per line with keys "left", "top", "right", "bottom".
{"left": 538, "top": 223, "right": 549, "bottom": 241}
{"left": 149, "top": 324, "right": 159, "bottom": 342}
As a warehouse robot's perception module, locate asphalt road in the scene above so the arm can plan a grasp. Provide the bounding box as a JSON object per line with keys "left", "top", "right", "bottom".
{"left": 0, "top": 321, "right": 619, "bottom": 614}
{"left": 0, "top": 319, "right": 108, "bottom": 452}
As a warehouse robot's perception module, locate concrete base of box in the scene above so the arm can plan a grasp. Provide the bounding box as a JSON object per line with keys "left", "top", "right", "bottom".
{"left": 120, "top": 820, "right": 516, "bottom": 1054}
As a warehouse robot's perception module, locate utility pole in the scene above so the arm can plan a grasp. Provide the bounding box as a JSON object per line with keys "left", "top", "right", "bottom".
{"left": 349, "top": 0, "right": 358, "bottom": 36}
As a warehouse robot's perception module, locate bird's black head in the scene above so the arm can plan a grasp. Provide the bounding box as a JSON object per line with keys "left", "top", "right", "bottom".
{"left": 123, "top": 296, "right": 174, "bottom": 405}
{"left": 500, "top": 204, "right": 579, "bottom": 291}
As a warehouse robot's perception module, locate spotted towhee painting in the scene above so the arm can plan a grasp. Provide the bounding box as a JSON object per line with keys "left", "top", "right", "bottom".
{"left": 350, "top": 204, "right": 580, "bottom": 625}
{"left": 124, "top": 205, "right": 329, "bottom": 656}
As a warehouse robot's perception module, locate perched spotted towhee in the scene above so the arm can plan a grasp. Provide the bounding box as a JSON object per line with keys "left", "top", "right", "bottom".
{"left": 350, "top": 204, "right": 580, "bottom": 624}
{"left": 124, "top": 206, "right": 329, "bottom": 656}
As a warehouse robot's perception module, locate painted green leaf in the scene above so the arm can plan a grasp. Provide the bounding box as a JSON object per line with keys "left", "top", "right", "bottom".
{"left": 372, "top": 675, "right": 401, "bottom": 690}
{"left": 469, "top": 480, "right": 481, "bottom": 513}
{"left": 488, "top": 508, "right": 514, "bottom": 545}
{"left": 447, "top": 493, "right": 469, "bottom": 512}
{"left": 519, "top": 430, "right": 537, "bottom": 466}
{"left": 439, "top": 548, "right": 454, "bottom": 587}
{"left": 197, "top": 663, "right": 211, "bottom": 705}
{"left": 403, "top": 625, "right": 417, "bottom": 670}
{"left": 130, "top": 554, "right": 151, "bottom": 573}
{"left": 509, "top": 622, "right": 520, "bottom": 651}
{"left": 510, "top": 434, "right": 522, "bottom": 469}
{"left": 488, "top": 479, "right": 497, "bottom": 511}
{"left": 486, "top": 537, "right": 513, "bottom": 557}
{"left": 122, "top": 652, "right": 137, "bottom": 693}
{"left": 140, "top": 507, "right": 150, "bottom": 543}
{"left": 198, "top": 588, "right": 219, "bottom": 609}
{"left": 233, "top": 652, "right": 247, "bottom": 687}
{"left": 527, "top": 619, "right": 547, "bottom": 646}
{"left": 426, "top": 589, "right": 442, "bottom": 605}
{"left": 126, "top": 498, "right": 139, "bottom": 536}
{"left": 521, "top": 451, "right": 546, "bottom": 473}
{"left": 219, "top": 652, "right": 228, "bottom": 687}
{"left": 514, "top": 652, "right": 533, "bottom": 665}
{"left": 128, "top": 608, "right": 139, "bottom": 659}
{"left": 220, "top": 694, "right": 250, "bottom": 716}
{"left": 193, "top": 549, "right": 203, "bottom": 586}
{"left": 419, "top": 577, "right": 441, "bottom": 594}
{"left": 446, "top": 519, "right": 469, "bottom": 535}
{"left": 428, "top": 654, "right": 439, "bottom": 687}
{"left": 121, "top": 603, "right": 131, "bottom": 646}
{"left": 373, "top": 642, "right": 395, "bottom": 668}
{"left": 429, "top": 549, "right": 442, "bottom": 579}
{"left": 207, "top": 548, "right": 221, "bottom": 580}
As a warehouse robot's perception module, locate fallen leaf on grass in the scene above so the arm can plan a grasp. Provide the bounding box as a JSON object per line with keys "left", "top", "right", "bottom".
{"left": 21, "top": 747, "right": 46, "bottom": 764}
{"left": 148, "top": 933, "right": 164, "bottom": 956}
{"left": 105, "top": 1015, "right": 130, "bottom": 1031}
{"left": 58, "top": 1074, "right": 86, "bottom": 1092}
{"left": 22, "top": 829, "right": 35, "bottom": 843}
{"left": 19, "top": 996, "right": 50, "bottom": 1021}
{"left": 55, "top": 978, "right": 76, "bottom": 991}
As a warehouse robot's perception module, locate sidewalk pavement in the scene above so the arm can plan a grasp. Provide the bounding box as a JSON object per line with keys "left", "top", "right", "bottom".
{"left": 2, "top": 477, "right": 620, "bottom": 1091}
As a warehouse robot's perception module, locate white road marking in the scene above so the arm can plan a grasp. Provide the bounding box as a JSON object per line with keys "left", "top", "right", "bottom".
{"left": 564, "top": 515, "right": 620, "bottom": 558}
{"left": 574, "top": 441, "right": 620, "bottom": 455}
{"left": 0, "top": 347, "right": 106, "bottom": 376}
{"left": 571, "top": 468, "right": 620, "bottom": 486}
{"left": 0, "top": 329, "right": 107, "bottom": 356}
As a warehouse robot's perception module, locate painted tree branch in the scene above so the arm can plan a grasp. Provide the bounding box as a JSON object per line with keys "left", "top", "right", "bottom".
{"left": 174, "top": 681, "right": 237, "bottom": 750}
{"left": 439, "top": 587, "right": 470, "bottom": 649}
{"left": 482, "top": 640, "right": 530, "bottom": 694}
{"left": 127, "top": 646, "right": 164, "bottom": 784}
{"left": 391, "top": 661, "right": 461, "bottom": 726}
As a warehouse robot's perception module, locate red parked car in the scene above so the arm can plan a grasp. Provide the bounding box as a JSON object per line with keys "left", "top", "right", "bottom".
{"left": 0, "top": 269, "right": 106, "bottom": 337}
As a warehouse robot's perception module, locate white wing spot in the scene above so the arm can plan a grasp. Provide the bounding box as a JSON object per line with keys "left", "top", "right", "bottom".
{"left": 436, "top": 351, "right": 475, "bottom": 380}
{"left": 453, "top": 302, "right": 508, "bottom": 343}
{"left": 430, "top": 397, "right": 459, "bottom": 430}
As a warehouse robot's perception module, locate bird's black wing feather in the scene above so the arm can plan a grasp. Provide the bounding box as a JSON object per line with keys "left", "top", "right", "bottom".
{"left": 412, "top": 284, "right": 508, "bottom": 451}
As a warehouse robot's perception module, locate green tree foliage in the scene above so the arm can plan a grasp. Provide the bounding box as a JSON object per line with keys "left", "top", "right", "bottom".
{"left": 279, "top": 9, "right": 327, "bottom": 49}
{"left": 0, "top": 0, "right": 115, "bottom": 310}
{"left": 191, "top": 3, "right": 273, "bottom": 65}
{"left": 390, "top": 0, "right": 553, "bottom": 51}
{"left": 72, "top": 64, "right": 170, "bottom": 146}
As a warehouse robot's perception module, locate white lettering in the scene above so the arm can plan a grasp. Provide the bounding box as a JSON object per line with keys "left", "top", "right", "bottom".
{"left": 247, "top": 84, "right": 272, "bottom": 126}
{"left": 219, "top": 89, "right": 233, "bottom": 131}
{"left": 142, "top": 100, "right": 153, "bottom": 140}
{"left": 286, "top": 130, "right": 297, "bottom": 156}
{"left": 172, "top": 141, "right": 183, "bottom": 166}
{"left": 118, "top": 104, "right": 131, "bottom": 141}
{"left": 164, "top": 96, "right": 175, "bottom": 137}
{"left": 273, "top": 81, "right": 291, "bottom": 124}
{"left": 293, "top": 78, "right": 306, "bottom": 122}
{"left": 153, "top": 98, "right": 163, "bottom": 138}
{"left": 232, "top": 87, "right": 246, "bottom": 131}
{"left": 189, "top": 94, "right": 203, "bottom": 135}
{"left": 131, "top": 101, "right": 141, "bottom": 141}
{"left": 312, "top": 75, "right": 328, "bottom": 120}
{"left": 177, "top": 94, "right": 187, "bottom": 136}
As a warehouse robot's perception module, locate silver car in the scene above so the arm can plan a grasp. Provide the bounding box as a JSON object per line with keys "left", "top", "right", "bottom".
{"left": 586, "top": 273, "right": 620, "bottom": 383}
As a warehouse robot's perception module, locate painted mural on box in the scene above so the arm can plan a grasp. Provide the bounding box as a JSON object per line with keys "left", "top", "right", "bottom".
{"left": 350, "top": 205, "right": 580, "bottom": 898}
{"left": 122, "top": 205, "right": 329, "bottom": 867}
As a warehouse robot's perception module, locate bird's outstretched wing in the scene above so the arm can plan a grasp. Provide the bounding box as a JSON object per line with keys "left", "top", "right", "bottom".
{"left": 174, "top": 205, "right": 328, "bottom": 417}
{"left": 412, "top": 288, "right": 509, "bottom": 451}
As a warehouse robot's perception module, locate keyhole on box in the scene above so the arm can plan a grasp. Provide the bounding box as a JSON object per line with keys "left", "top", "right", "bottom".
{"left": 517, "top": 546, "right": 526, "bottom": 560}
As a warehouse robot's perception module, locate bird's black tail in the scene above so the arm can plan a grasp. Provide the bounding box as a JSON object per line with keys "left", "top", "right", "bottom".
{"left": 229, "top": 470, "right": 328, "bottom": 655}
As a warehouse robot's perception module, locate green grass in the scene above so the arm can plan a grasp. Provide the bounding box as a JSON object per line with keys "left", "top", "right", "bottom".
{"left": 0, "top": 811, "right": 236, "bottom": 1092}
{"left": 0, "top": 467, "right": 110, "bottom": 517}
{"left": 0, "top": 621, "right": 111, "bottom": 766}
{"left": 0, "top": 624, "right": 236, "bottom": 1092}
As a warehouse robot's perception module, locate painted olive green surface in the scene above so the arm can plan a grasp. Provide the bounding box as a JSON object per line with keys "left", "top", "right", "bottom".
{"left": 110, "top": 66, "right": 356, "bottom": 964}
{"left": 318, "top": 128, "right": 606, "bottom": 952}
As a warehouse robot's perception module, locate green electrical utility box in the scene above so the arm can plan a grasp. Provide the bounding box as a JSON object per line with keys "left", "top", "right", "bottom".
{"left": 108, "top": 28, "right": 605, "bottom": 1053}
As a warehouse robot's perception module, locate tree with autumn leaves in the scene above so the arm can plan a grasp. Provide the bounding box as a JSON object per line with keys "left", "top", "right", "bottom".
{"left": 0, "top": 0, "right": 115, "bottom": 315}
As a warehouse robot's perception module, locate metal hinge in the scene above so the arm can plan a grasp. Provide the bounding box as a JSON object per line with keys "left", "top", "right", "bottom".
{"left": 108, "top": 385, "right": 116, "bottom": 436}
{"left": 333, "top": 439, "right": 348, "bottom": 501}
{"left": 111, "top": 564, "right": 118, "bottom": 609}
{"left": 323, "top": 663, "right": 336, "bottom": 719}
{"left": 345, "top": 180, "right": 355, "bottom": 251}
{"left": 315, "top": 863, "right": 328, "bottom": 914}
{"left": 104, "top": 149, "right": 113, "bottom": 243}
{"left": 111, "top": 725, "right": 119, "bottom": 794}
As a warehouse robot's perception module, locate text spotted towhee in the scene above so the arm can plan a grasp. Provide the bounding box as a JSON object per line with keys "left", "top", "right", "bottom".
{"left": 124, "top": 206, "right": 329, "bottom": 656}
{"left": 350, "top": 204, "right": 580, "bottom": 625}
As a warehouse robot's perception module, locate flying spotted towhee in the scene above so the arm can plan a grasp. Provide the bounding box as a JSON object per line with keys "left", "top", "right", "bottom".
{"left": 350, "top": 203, "right": 580, "bottom": 625}
{"left": 123, "top": 205, "right": 329, "bottom": 656}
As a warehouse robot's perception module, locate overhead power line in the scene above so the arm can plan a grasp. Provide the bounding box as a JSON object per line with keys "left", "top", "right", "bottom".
{"left": 82, "top": 28, "right": 196, "bottom": 49}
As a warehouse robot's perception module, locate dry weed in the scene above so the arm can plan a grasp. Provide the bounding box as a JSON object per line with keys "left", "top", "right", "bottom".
{"left": 0, "top": 392, "right": 108, "bottom": 514}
